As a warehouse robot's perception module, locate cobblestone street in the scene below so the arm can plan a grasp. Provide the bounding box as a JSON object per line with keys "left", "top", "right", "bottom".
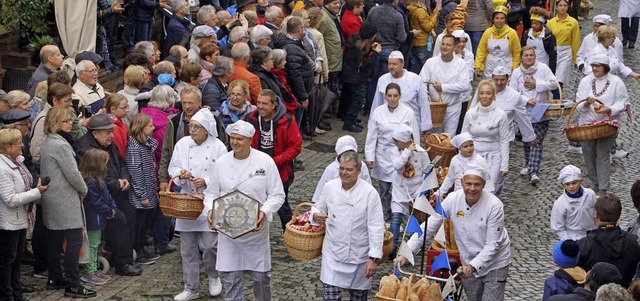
{"left": 21, "top": 0, "right": 640, "bottom": 299}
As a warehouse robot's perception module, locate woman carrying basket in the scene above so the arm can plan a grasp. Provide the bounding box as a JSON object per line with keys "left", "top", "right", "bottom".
{"left": 168, "top": 108, "right": 228, "bottom": 300}
{"left": 574, "top": 54, "right": 627, "bottom": 193}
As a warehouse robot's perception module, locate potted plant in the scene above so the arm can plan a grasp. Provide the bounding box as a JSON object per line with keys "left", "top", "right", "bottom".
{"left": 0, "top": 0, "right": 54, "bottom": 47}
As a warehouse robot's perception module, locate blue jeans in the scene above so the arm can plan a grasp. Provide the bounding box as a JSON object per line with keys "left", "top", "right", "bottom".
{"left": 389, "top": 212, "right": 405, "bottom": 250}
{"left": 467, "top": 31, "right": 485, "bottom": 56}
{"left": 152, "top": 206, "right": 173, "bottom": 249}
{"left": 409, "top": 46, "right": 432, "bottom": 74}
{"left": 123, "top": 16, "right": 152, "bottom": 53}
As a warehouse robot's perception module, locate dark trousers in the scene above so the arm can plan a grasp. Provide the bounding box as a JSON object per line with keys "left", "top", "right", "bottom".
{"left": 114, "top": 196, "right": 136, "bottom": 254}
{"left": 0, "top": 229, "right": 26, "bottom": 301}
{"left": 365, "top": 47, "right": 393, "bottom": 113}
{"left": 278, "top": 178, "right": 294, "bottom": 232}
{"left": 621, "top": 17, "right": 640, "bottom": 45}
{"left": 568, "top": 0, "right": 581, "bottom": 19}
{"left": 134, "top": 209, "right": 154, "bottom": 253}
{"left": 47, "top": 228, "right": 82, "bottom": 287}
{"left": 456, "top": 101, "right": 469, "bottom": 134}
{"left": 152, "top": 205, "right": 172, "bottom": 249}
{"left": 341, "top": 83, "right": 366, "bottom": 126}
{"left": 32, "top": 205, "right": 48, "bottom": 274}
{"left": 105, "top": 209, "right": 134, "bottom": 269}
{"left": 123, "top": 15, "right": 152, "bottom": 53}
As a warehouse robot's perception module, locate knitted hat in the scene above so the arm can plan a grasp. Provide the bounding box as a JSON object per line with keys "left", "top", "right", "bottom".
{"left": 359, "top": 22, "right": 377, "bottom": 40}
{"left": 553, "top": 240, "right": 580, "bottom": 268}
{"left": 589, "top": 262, "right": 624, "bottom": 286}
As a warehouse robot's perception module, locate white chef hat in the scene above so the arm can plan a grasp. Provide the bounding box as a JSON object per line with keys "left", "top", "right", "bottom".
{"left": 463, "top": 163, "right": 490, "bottom": 181}
{"left": 558, "top": 164, "right": 582, "bottom": 184}
{"left": 225, "top": 120, "right": 255, "bottom": 138}
{"left": 451, "top": 30, "right": 466, "bottom": 39}
{"left": 335, "top": 135, "right": 358, "bottom": 155}
{"left": 492, "top": 65, "right": 510, "bottom": 76}
{"left": 191, "top": 108, "right": 218, "bottom": 138}
{"left": 593, "top": 14, "right": 613, "bottom": 25}
{"left": 591, "top": 53, "right": 610, "bottom": 66}
{"left": 392, "top": 124, "right": 413, "bottom": 142}
{"left": 388, "top": 51, "right": 404, "bottom": 61}
{"left": 450, "top": 132, "right": 473, "bottom": 149}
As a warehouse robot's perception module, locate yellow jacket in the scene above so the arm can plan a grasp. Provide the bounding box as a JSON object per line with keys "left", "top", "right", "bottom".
{"left": 407, "top": 4, "right": 438, "bottom": 47}
{"left": 547, "top": 16, "right": 581, "bottom": 63}
{"left": 474, "top": 25, "right": 521, "bottom": 71}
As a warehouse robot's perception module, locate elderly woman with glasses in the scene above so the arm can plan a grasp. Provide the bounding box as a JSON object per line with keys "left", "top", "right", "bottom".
{"left": 40, "top": 107, "right": 95, "bottom": 297}
{"left": 0, "top": 128, "right": 48, "bottom": 301}
{"left": 217, "top": 80, "right": 256, "bottom": 128}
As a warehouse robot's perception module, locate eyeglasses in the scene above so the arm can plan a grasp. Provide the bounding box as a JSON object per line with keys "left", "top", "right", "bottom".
{"left": 117, "top": 105, "right": 130, "bottom": 110}
{"left": 83, "top": 69, "right": 99, "bottom": 74}
{"left": 12, "top": 142, "right": 24, "bottom": 147}
{"left": 229, "top": 93, "right": 245, "bottom": 98}
{"left": 188, "top": 123, "right": 205, "bottom": 131}
{"left": 61, "top": 98, "right": 72, "bottom": 103}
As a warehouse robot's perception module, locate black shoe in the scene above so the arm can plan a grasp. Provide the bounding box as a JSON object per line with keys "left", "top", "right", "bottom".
{"left": 318, "top": 121, "right": 332, "bottom": 131}
{"left": 115, "top": 263, "right": 142, "bottom": 276}
{"left": 356, "top": 118, "right": 362, "bottom": 124}
{"left": 46, "top": 279, "right": 66, "bottom": 290}
{"left": 144, "top": 235, "right": 153, "bottom": 246}
{"left": 22, "top": 284, "right": 35, "bottom": 293}
{"left": 155, "top": 244, "right": 176, "bottom": 255}
{"left": 630, "top": 43, "right": 636, "bottom": 49}
{"left": 135, "top": 254, "right": 156, "bottom": 265}
{"left": 64, "top": 284, "right": 97, "bottom": 298}
{"left": 292, "top": 160, "right": 305, "bottom": 171}
{"left": 354, "top": 123, "right": 364, "bottom": 130}
{"left": 343, "top": 124, "right": 363, "bottom": 133}
{"left": 22, "top": 250, "right": 35, "bottom": 265}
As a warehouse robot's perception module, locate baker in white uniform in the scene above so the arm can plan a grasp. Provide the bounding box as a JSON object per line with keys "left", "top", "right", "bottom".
{"left": 419, "top": 34, "right": 471, "bottom": 135}
{"left": 370, "top": 51, "right": 432, "bottom": 139}
{"left": 396, "top": 164, "right": 511, "bottom": 301}
{"left": 205, "top": 120, "right": 285, "bottom": 301}
{"left": 169, "top": 108, "right": 228, "bottom": 301}
{"left": 310, "top": 151, "right": 384, "bottom": 301}
{"left": 312, "top": 135, "right": 371, "bottom": 203}
{"left": 576, "top": 15, "right": 623, "bottom": 75}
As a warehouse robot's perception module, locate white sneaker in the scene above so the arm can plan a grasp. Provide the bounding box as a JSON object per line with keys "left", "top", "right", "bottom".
{"left": 567, "top": 145, "right": 583, "bottom": 155}
{"left": 611, "top": 149, "right": 629, "bottom": 159}
{"left": 174, "top": 291, "right": 199, "bottom": 301}
{"left": 209, "top": 276, "right": 222, "bottom": 297}
{"left": 530, "top": 174, "right": 540, "bottom": 185}
{"left": 519, "top": 167, "right": 528, "bottom": 176}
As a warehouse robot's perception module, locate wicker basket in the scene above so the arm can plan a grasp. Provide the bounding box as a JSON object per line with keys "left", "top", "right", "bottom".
{"left": 429, "top": 101, "right": 448, "bottom": 128}
{"left": 565, "top": 99, "right": 618, "bottom": 142}
{"left": 544, "top": 81, "right": 574, "bottom": 118}
{"left": 375, "top": 274, "right": 414, "bottom": 301}
{"left": 377, "top": 226, "right": 395, "bottom": 265}
{"left": 426, "top": 141, "right": 457, "bottom": 168}
{"left": 283, "top": 202, "right": 325, "bottom": 261}
{"left": 159, "top": 176, "right": 204, "bottom": 220}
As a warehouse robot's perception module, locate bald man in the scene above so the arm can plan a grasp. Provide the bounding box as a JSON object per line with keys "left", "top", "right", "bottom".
{"left": 27, "top": 45, "right": 64, "bottom": 98}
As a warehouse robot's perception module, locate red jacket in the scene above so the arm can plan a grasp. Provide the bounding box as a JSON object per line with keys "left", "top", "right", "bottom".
{"left": 341, "top": 9, "right": 363, "bottom": 41}
{"left": 244, "top": 104, "right": 302, "bottom": 183}
{"left": 110, "top": 115, "right": 128, "bottom": 160}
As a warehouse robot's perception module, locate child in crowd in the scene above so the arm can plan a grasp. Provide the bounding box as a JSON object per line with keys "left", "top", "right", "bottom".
{"left": 627, "top": 180, "right": 640, "bottom": 240}
{"left": 126, "top": 114, "right": 161, "bottom": 265}
{"left": 551, "top": 165, "right": 597, "bottom": 240}
{"left": 79, "top": 149, "right": 117, "bottom": 286}
{"left": 256, "top": 0, "right": 274, "bottom": 19}
{"left": 434, "top": 132, "right": 493, "bottom": 198}
{"left": 542, "top": 239, "right": 587, "bottom": 300}
{"left": 389, "top": 124, "right": 430, "bottom": 253}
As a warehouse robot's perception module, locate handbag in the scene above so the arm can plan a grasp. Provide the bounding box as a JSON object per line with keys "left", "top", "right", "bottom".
{"left": 79, "top": 197, "right": 90, "bottom": 264}
{"left": 307, "top": 78, "right": 337, "bottom": 132}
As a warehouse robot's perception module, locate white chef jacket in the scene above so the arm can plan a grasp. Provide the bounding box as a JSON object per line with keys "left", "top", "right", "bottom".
{"left": 461, "top": 103, "right": 511, "bottom": 172}
{"left": 168, "top": 135, "right": 228, "bottom": 232}
{"left": 391, "top": 149, "right": 431, "bottom": 215}
{"left": 408, "top": 189, "right": 511, "bottom": 277}
{"left": 310, "top": 178, "right": 384, "bottom": 290}
{"left": 455, "top": 48, "right": 475, "bottom": 83}
{"left": 365, "top": 103, "right": 421, "bottom": 182}
{"left": 435, "top": 152, "right": 494, "bottom": 197}
{"left": 312, "top": 158, "right": 371, "bottom": 203}
{"left": 471, "top": 86, "right": 536, "bottom": 142}
{"left": 551, "top": 187, "right": 597, "bottom": 241}
{"left": 582, "top": 44, "right": 633, "bottom": 78}
{"left": 370, "top": 70, "right": 432, "bottom": 132}
{"left": 204, "top": 149, "right": 285, "bottom": 272}
{"left": 509, "top": 63, "right": 558, "bottom": 123}
{"left": 619, "top": 0, "right": 640, "bottom": 18}
{"left": 574, "top": 73, "right": 628, "bottom": 125}
{"left": 576, "top": 33, "right": 623, "bottom": 73}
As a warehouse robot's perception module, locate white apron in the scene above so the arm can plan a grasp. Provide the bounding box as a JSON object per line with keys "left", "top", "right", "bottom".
{"left": 526, "top": 31, "right": 550, "bottom": 67}
{"left": 484, "top": 32, "right": 512, "bottom": 79}
{"left": 555, "top": 45, "right": 573, "bottom": 83}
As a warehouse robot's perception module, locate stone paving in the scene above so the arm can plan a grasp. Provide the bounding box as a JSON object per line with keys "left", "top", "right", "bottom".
{"left": 21, "top": 0, "right": 640, "bottom": 300}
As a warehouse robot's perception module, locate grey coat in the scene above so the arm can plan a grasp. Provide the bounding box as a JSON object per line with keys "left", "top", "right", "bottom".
{"left": 40, "top": 134, "right": 88, "bottom": 230}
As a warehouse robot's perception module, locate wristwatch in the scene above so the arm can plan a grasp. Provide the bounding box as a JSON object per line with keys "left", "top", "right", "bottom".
{"left": 369, "top": 257, "right": 380, "bottom": 261}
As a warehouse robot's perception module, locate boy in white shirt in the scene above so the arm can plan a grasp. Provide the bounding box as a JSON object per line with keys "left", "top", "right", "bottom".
{"left": 550, "top": 165, "right": 597, "bottom": 240}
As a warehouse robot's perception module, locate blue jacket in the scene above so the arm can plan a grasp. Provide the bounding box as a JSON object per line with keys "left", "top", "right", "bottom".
{"left": 165, "top": 15, "right": 191, "bottom": 54}
{"left": 543, "top": 267, "right": 587, "bottom": 301}
{"left": 131, "top": 0, "right": 161, "bottom": 22}
{"left": 83, "top": 178, "right": 117, "bottom": 231}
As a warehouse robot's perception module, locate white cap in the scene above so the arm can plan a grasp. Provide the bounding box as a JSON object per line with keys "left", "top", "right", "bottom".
{"left": 558, "top": 164, "right": 582, "bottom": 184}
{"left": 463, "top": 163, "right": 490, "bottom": 181}
{"left": 335, "top": 135, "right": 358, "bottom": 155}
{"left": 591, "top": 53, "right": 610, "bottom": 66}
{"left": 392, "top": 124, "right": 413, "bottom": 142}
{"left": 225, "top": 120, "right": 255, "bottom": 138}
{"left": 492, "top": 66, "right": 510, "bottom": 76}
{"left": 191, "top": 108, "right": 218, "bottom": 138}
{"left": 450, "top": 132, "right": 473, "bottom": 149}
{"left": 388, "top": 51, "right": 404, "bottom": 61}
{"left": 593, "top": 14, "right": 613, "bottom": 25}
{"left": 451, "top": 30, "right": 466, "bottom": 38}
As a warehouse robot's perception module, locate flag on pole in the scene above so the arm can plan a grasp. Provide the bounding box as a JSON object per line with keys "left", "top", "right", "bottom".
{"left": 405, "top": 215, "right": 423, "bottom": 237}
{"left": 430, "top": 250, "right": 451, "bottom": 275}
{"left": 435, "top": 197, "right": 448, "bottom": 218}
{"left": 413, "top": 195, "right": 437, "bottom": 216}
{"left": 417, "top": 170, "right": 439, "bottom": 197}
{"left": 434, "top": 222, "right": 447, "bottom": 247}
{"left": 441, "top": 275, "right": 456, "bottom": 297}
{"left": 397, "top": 241, "right": 415, "bottom": 266}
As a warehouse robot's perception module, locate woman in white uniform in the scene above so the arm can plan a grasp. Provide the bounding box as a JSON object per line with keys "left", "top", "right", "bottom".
{"left": 365, "top": 83, "right": 420, "bottom": 221}
{"left": 462, "top": 80, "right": 510, "bottom": 192}
{"left": 509, "top": 46, "right": 558, "bottom": 185}
{"left": 574, "top": 54, "right": 628, "bottom": 193}
{"left": 474, "top": 6, "right": 521, "bottom": 79}
{"left": 168, "top": 109, "right": 228, "bottom": 301}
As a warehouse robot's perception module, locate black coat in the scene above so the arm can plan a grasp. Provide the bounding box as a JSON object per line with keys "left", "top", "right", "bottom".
{"left": 273, "top": 34, "right": 315, "bottom": 102}
{"left": 577, "top": 226, "right": 640, "bottom": 287}
{"left": 340, "top": 34, "right": 378, "bottom": 85}
{"left": 248, "top": 64, "right": 296, "bottom": 107}
{"left": 547, "top": 288, "right": 595, "bottom": 301}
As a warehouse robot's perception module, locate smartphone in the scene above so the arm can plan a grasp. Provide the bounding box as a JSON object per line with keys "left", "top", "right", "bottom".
{"left": 42, "top": 177, "right": 51, "bottom": 186}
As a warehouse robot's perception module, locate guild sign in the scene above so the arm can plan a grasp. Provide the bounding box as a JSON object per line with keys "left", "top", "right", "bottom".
{"left": 211, "top": 190, "right": 261, "bottom": 239}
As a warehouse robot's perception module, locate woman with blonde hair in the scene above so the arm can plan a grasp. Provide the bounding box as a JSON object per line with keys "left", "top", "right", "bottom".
{"left": 217, "top": 80, "right": 256, "bottom": 128}
{"left": 117, "top": 65, "right": 149, "bottom": 122}
{"left": 407, "top": 0, "right": 441, "bottom": 73}
{"left": 30, "top": 82, "right": 49, "bottom": 123}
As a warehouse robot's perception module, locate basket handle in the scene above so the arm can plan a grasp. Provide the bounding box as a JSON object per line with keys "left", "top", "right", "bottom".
{"left": 166, "top": 174, "right": 203, "bottom": 194}
{"left": 566, "top": 98, "right": 613, "bottom": 128}
{"left": 423, "top": 81, "right": 443, "bottom": 102}
{"left": 291, "top": 202, "right": 315, "bottom": 223}
{"left": 546, "top": 80, "right": 563, "bottom": 103}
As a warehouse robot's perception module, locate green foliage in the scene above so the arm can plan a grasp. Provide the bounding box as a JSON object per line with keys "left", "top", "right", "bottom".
{"left": 0, "top": 0, "right": 54, "bottom": 41}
